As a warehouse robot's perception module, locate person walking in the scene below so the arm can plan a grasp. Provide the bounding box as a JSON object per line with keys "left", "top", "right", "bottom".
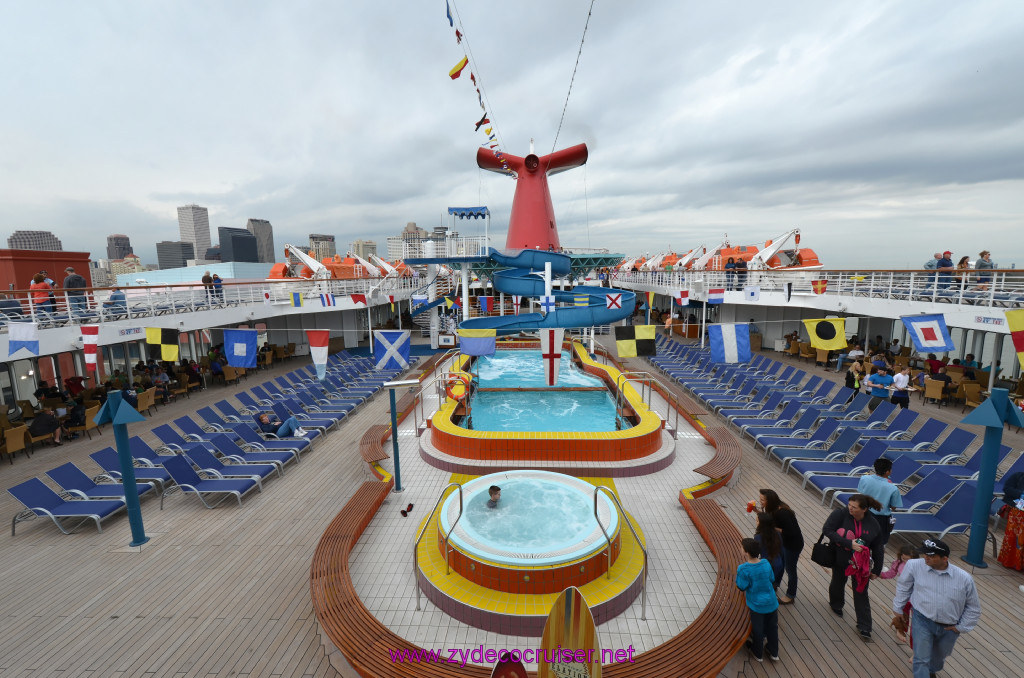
{"left": 890, "top": 365, "right": 912, "bottom": 409}
{"left": 865, "top": 365, "right": 894, "bottom": 411}
{"left": 892, "top": 538, "right": 980, "bottom": 678}
{"left": 823, "top": 494, "right": 886, "bottom": 641}
{"left": 856, "top": 457, "right": 902, "bottom": 546}
{"left": 735, "top": 538, "right": 780, "bottom": 662}
{"left": 760, "top": 488, "right": 803, "bottom": 603}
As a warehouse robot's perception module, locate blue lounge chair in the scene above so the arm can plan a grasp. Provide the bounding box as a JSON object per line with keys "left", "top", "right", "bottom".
{"left": 791, "top": 439, "right": 889, "bottom": 485}
{"left": 45, "top": 462, "right": 155, "bottom": 501}
{"left": 209, "top": 432, "right": 299, "bottom": 469}
{"left": 268, "top": 402, "right": 331, "bottom": 435}
{"left": 90, "top": 448, "right": 172, "bottom": 492}
{"left": 159, "top": 455, "right": 260, "bottom": 509}
{"left": 761, "top": 418, "right": 843, "bottom": 459}
{"left": 834, "top": 401, "right": 897, "bottom": 432}
{"left": 775, "top": 428, "right": 864, "bottom": 473}
{"left": 8, "top": 478, "right": 125, "bottom": 535}
{"left": 748, "top": 407, "right": 825, "bottom": 443}
{"left": 883, "top": 418, "right": 948, "bottom": 451}
{"left": 182, "top": 447, "right": 279, "bottom": 490}
{"left": 890, "top": 483, "right": 997, "bottom": 556}
{"left": 853, "top": 409, "right": 920, "bottom": 441}
{"left": 828, "top": 455, "right": 924, "bottom": 508}
{"left": 893, "top": 471, "right": 964, "bottom": 513}
{"left": 730, "top": 400, "right": 804, "bottom": 430}
{"left": 918, "top": 444, "right": 1012, "bottom": 479}
{"left": 884, "top": 428, "right": 978, "bottom": 463}
{"left": 129, "top": 435, "right": 182, "bottom": 466}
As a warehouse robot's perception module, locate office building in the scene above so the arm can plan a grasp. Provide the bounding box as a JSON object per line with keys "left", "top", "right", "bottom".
{"left": 89, "top": 260, "right": 112, "bottom": 288}
{"left": 309, "top": 234, "right": 337, "bottom": 261}
{"left": 106, "top": 234, "right": 133, "bottom": 260}
{"left": 7, "top": 230, "right": 63, "bottom": 251}
{"left": 245, "top": 218, "right": 276, "bottom": 263}
{"left": 217, "top": 227, "right": 259, "bottom": 263}
{"left": 156, "top": 241, "right": 196, "bottom": 270}
{"left": 177, "top": 204, "right": 211, "bottom": 262}
{"left": 109, "top": 253, "right": 147, "bottom": 276}
{"left": 351, "top": 239, "right": 378, "bottom": 260}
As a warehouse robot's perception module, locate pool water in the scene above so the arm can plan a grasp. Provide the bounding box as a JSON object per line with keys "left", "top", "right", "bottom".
{"left": 465, "top": 350, "right": 626, "bottom": 432}
{"left": 475, "top": 350, "right": 602, "bottom": 388}
{"left": 440, "top": 471, "right": 619, "bottom": 565}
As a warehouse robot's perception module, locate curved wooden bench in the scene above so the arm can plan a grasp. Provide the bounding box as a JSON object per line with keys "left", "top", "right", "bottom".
{"left": 359, "top": 424, "right": 391, "bottom": 465}
{"left": 604, "top": 497, "right": 749, "bottom": 678}
{"left": 692, "top": 425, "right": 743, "bottom": 480}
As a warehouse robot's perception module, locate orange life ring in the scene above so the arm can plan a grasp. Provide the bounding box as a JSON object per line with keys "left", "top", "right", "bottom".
{"left": 446, "top": 374, "right": 471, "bottom": 401}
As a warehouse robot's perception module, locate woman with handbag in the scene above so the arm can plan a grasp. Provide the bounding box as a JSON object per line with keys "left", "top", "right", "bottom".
{"left": 759, "top": 489, "right": 803, "bottom": 603}
{"left": 822, "top": 494, "right": 885, "bottom": 641}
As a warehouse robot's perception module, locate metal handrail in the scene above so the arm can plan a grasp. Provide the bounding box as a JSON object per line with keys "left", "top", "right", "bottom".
{"left": 593, "top": 485, "right": 648, "bottom": 620}
{"left": 411, "top": 349, "right": 462, "bottom": 430}
{"left": 413, "top": 482, "right": 463, "bottom": 611}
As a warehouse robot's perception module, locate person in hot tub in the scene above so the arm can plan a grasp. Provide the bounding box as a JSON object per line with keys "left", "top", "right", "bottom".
{"left": 487, "top": 485, "right": 501, "bottom": 509}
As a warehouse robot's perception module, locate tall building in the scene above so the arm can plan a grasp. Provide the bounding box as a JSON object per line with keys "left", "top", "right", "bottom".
{"left": 90, "top": 260, "right": 112, "bottom": 287}
{"left": 352, "top": 239, "right": 378, "bottom": 260}
{"left": 7, "top": 230, "right": 63, "bottom": 251}
{"left": 217, "top": 227, "right": 259, "bottom": 263}
{"left": 177, "top": 204, "right": 211, "bottom": 262}
{"left": 106, "top": 234, "right": 133, "bottom": 260}
{"left": 156, "top": 241, "right": 196, "bottom": 270}
{"left": 245, "top": 218, "right": 275, "bottom": 263}
{"left": 309, "top": 234, "right": 337, "bottom": 261}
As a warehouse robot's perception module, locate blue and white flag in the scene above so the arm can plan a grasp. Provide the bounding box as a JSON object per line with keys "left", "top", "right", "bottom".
{"left": 709, "top": 324, "right": 751, "bottom": 364}
{"left": 744, "top": 286, "right": 760, "bottom": 302}
{"left": 412, "top": 294, "right": 429, "bottom": 307}
{"left": 320, "top": 293, "right": 336, "bottom": 307}
{"left": 901, "top": 314, "right": 955, "bottom": 352}
{"left": 540, "top": 295, "right": 556, "bottom": 313}
{"left": 373, "top": 330, "right": 411, "bottom": 370}
{"left": 707, "top": 288, "right": 725, "bottom": 304}
{"left": 7, "top": 322, "right": 39, "bottom": 357}
{"left": 223, "top": 329, "right": 258, "bottom": 368}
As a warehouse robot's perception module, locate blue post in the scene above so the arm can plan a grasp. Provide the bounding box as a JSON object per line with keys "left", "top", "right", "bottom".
{"left": 389, "top": 388, "right": 403, "bottom": 492}
{"left": 960, "top": 387, "right": 1024, "bottom": 567}
{"left": 95, "top": 390, "right": 149, "bottom": 547}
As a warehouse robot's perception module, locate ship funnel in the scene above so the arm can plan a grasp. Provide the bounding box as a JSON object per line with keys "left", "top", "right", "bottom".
{"left": 524, "top": 154, "right": 540, "bottom": 172}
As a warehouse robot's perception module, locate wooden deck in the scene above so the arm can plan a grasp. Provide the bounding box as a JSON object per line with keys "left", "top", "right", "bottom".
{"left": 0, "top": 341, "right": 1021, "bottom": 677}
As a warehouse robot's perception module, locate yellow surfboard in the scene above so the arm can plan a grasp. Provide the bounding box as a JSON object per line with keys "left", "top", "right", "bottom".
{"left": 538, "top": 586, "right": 602, "bottom": 678}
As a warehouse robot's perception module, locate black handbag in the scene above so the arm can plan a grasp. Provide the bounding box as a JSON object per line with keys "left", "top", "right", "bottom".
{"left": 810, "top": 532, "right": 836, "bottom": 568}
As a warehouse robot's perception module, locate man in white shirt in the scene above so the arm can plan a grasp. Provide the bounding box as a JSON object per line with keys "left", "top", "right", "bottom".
{"left": 893, "top": 538, "right": 980, "bottom": 678}
{"left": 890, "top": 366, "right": 911, "bottom": 409}
{"left": 834, "top": 344, "right": 865, "bottom": 373}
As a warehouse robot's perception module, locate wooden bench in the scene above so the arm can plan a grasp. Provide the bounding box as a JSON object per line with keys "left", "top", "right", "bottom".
{"left": 605, "top": 497, "right": 749, "bottom": 678}
{"left": 359, "top": 424, "right": 391, "bottom": 465}
{"left": 692, "top": 425, "right": 743, "bottom": 481}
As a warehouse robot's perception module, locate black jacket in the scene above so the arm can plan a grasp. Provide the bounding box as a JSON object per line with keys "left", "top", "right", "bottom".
{"left": 822, "top": 507, "right": 885, "bottom": 575}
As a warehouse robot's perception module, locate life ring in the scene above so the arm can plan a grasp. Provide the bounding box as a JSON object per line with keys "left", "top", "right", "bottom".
{"left": 446, "top": 374, "right": 471, "bottom": 401}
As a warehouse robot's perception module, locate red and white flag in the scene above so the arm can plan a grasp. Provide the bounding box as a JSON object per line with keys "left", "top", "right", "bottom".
{"left": 606, "top": 293, "right": 622, "bottom": 309}
{"left": 306, "top": 330, "right": 330, "bottom": 380}
{"left": 350, "top": 294, "right": 367, "bottom": 307}
{"left": 674, "top": 290, "right": 689, "bottom": 306}
{"left": 81, "top": 325, "right": 99, "bottom": 372}
{"left": 539, "top": 328, "right": 565, "bottom": 387}
{"left": 512, "top": 295, "right": 521, "bottom": 315}
{"left": 262, "top": 289, "right": 271, "bottom": 305}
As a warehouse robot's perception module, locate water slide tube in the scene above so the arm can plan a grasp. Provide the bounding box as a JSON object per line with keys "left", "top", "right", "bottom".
{"left": 458, "top": 249, "right": 636, "bottom": 332}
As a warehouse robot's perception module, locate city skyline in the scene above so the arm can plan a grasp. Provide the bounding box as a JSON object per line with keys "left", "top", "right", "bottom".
{"left": 1, "top": 3, "right": 1022, "bottom": 269}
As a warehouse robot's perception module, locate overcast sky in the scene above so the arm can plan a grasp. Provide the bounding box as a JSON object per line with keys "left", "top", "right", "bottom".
{"left": 2, "top": 1, "right": 1022, "bottom": 269}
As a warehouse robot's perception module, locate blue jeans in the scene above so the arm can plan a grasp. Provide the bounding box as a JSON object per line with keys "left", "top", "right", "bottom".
{"left": 912, "top": 609, "right": 960, "bottom": 678}
{"left": 749, "top": 609, "right": 778, "bottom": 659}
{"left": 275, "top": 416, "right": 302, "bottom": 437}
{"left": 774, "top": 545, "right": 801, "bottom": 598}
{"left": 68, "top": 295, "right": 87, "bottom": 312}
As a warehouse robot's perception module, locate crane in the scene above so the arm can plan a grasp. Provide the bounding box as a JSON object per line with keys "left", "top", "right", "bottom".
{"left": 282, "top": 244, "right": 331, "bottom": 281}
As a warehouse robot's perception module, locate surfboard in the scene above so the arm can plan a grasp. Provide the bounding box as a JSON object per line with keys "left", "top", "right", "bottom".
{"left": 538, "top": 586, "right": 602, "bottom": 678}
{"left": 490, "top": 655, "right": 528, "bottom": 678}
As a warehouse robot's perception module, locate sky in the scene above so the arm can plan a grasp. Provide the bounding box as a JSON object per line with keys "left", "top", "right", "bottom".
{"left": 1, "top": 1, "right": 1023, "bottom": 269}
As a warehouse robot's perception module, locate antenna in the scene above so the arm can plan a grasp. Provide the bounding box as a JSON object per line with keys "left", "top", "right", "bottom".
{"left": 530, "top": 138, "right": 535, "bottom": 154}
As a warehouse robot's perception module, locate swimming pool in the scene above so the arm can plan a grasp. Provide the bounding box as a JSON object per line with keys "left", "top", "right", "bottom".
{"left": 475, "top": 350, "right": 602, "bottom": 388}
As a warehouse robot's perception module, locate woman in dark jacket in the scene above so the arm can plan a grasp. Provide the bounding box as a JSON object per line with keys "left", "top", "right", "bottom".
{"left": 822, "top": 494, "right": 885, "bottom": 641}
{"left": 760, "top": 489, "right": 804, "bottom": 603}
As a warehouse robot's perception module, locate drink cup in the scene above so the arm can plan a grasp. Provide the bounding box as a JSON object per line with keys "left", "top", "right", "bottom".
{"left": 746, "top": 500, "right": 757, "bottom": 513}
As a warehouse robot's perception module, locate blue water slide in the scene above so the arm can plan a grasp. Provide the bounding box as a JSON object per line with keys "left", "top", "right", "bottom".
{"left": 458, "top": 249, "right": 635, "bottom": 331}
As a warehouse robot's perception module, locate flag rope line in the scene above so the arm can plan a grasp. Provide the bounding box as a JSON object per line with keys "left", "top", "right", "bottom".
{"left": 549, "top": 0, "right": 597, "bottom": 158}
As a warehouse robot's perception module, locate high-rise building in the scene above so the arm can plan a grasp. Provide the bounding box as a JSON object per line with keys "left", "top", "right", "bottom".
{"left": 177, "top": 204, "right": 211, "bottom": 262}
{"left": 7, "top": 230, "right": 63, "bottom": 251}
{"left": 156, "top": 241, "right": 196, "bottom": 270}
{"left": 309, "top": 234, "right": 337, "bottom": 261}
{"left": 245, "top": 218, "right": 275, "bottom": 263}
{"left": 217, "top": 227, "right": 259, "bottom": 263}
{"left": 90, "top": 260, "right": 112, "bottom": 288}
{"left": 351, "top": 239, "right": 378, "bottom": 260}
{"left": 106, "top": 234, "right": 133, "bottom": 260}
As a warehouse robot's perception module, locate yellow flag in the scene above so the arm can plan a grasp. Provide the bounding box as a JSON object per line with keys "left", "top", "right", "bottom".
{"left": 1005, "top": 309, "right": 1024, "bottom": 367}
{"left": 802, "top": 318, "right": 846, "bottom": 351}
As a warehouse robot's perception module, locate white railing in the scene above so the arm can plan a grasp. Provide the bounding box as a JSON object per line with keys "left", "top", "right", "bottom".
{"left": 0, "top": 276, "right": 422, "bottom": 330}
{"left": 612, "top": 268, "right": 1024, "bottom": 309}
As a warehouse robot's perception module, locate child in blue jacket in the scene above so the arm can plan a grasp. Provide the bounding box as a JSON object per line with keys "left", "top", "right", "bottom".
{"left": 735, "top": 537, "right": 780, "bottom": 662}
